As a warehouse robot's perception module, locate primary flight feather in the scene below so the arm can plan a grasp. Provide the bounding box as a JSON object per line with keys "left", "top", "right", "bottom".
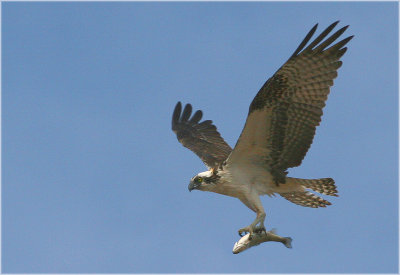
{"left": 172, "top": 21, "right": 352, "bottom": 237}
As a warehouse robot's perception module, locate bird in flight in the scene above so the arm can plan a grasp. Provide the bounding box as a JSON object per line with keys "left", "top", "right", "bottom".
{"left": 172, "top": 21, "right": 353, "bottom": 237}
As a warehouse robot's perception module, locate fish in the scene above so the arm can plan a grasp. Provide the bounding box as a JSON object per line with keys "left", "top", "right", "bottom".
{"left": 232, "top": 229, "right": 292, "bottom": 254}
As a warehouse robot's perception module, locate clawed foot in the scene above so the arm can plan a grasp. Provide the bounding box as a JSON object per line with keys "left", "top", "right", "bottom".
{"left": 254, "top": 225, "right": 266, "bottom": 234}
{"left": 238, "top": 212, "right": 267, "bottom": 239}
{"left": 238, "top": 226, "right": 252, "bottom": 237}
{"left": 238, "top": 225, "right": 266, "bottom": 239}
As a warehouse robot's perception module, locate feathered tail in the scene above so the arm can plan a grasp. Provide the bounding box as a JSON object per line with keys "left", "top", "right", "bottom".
{"left": 280, "top": 177, "right": 338, "bottom": 208}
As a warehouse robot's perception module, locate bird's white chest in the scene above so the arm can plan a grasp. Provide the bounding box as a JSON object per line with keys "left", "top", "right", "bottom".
{"left": 215, "top": 164, "right": 275, "bottom": 198}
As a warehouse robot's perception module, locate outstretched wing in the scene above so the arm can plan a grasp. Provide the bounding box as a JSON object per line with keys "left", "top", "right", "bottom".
{"left": 172, "top": 102, "right": 232, "bottom": 169}
{"left": 227, "top": 21, "right": 353, "bottom": 183}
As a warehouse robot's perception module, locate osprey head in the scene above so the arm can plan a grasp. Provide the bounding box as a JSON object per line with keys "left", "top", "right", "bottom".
{"left": 188, "top": 169, "right": 219, "bottom": 192}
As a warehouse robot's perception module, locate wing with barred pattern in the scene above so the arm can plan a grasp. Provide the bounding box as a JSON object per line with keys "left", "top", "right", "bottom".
{"left": 227, "top": 21, "right": 353, "bottom": 184}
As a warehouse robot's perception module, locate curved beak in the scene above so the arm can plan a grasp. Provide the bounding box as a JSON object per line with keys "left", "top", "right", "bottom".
{"left": 188, "top": 180, "right": 200, "bottom": 192}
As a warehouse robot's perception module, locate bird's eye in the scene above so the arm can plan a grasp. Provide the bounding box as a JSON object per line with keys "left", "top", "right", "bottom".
{"left": 197, "top": 177, "right": 203, "bottom": 183}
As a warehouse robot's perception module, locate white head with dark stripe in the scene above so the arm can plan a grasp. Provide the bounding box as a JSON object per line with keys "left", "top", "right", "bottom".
{"left": 188, "top": 169, "right": 220, "bottom": 192}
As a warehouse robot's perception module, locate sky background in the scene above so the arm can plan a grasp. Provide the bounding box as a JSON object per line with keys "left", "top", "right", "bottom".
{"left": 2, "top": 2, "right": 398, "bottom": 273}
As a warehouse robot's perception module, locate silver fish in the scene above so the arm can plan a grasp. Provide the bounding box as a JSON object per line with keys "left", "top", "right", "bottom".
{"left": 232, "top": 229, "right": 292, "bottom": 254}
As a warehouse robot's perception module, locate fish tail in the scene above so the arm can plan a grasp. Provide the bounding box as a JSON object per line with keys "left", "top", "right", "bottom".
{"left": 283, "top": 237, "right": 292, "bottom": 249}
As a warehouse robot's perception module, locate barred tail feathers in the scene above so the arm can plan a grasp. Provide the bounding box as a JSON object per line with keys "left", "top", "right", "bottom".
{"left": 296, "top": 177, "right": 338, "bottom": 196}
{"left": 279, "top": 177, "right": 338, "bottom": 208}
{"left": 280, "top": 191, "right": 331, "bottom": 208}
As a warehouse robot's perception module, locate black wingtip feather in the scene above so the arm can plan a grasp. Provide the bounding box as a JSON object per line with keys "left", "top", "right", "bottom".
{"left": 172, "top": 102, "right": 182, "bottom": 129}
{"left": 303, "top": 21, "right": 340, "bottom": 52}
{"left": 330, "top": 20, "right": 341, "bottom": 29}
{"left": 327, "top": 35, "right": 354, "bottom": 55}
{"left": 175, "top": 101, "right": 182, "bottom": 112}
{"left": 190, "top": 110, "right": 203, "bottom": 124}
{"left": 181, "top": 104, "right": 192, "bottom": 122}
{"left": 290, "top": 23, "right": 318, "bottom": 58}
{"left": 290, "top": 21, "right": 351, "bottom": 59}
{"left": 314, "top": 25, "right": 350, "bottom": 52}
{"left": 336, "top": 47, "right": 347, "bottom": 59}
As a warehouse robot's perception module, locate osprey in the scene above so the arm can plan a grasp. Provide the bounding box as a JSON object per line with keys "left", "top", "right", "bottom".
{"left": 172, "top": 21, "right": 352, "bottom": 237}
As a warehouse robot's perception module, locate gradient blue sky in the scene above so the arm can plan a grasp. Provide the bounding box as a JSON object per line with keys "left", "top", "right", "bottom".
{"left": 2, "top": 2, "right": 398, "bottom": 273}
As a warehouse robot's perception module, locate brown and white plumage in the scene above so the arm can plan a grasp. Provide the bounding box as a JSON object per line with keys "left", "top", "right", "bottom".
{"left": 172, "top": 21, "right": 352, "bottom": 237}
{"left": 228, "top": 21, "right": 353, "bottom": 184}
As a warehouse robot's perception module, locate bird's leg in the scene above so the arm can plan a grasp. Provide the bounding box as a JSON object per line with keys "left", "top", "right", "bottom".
{"left": 238, "top": 212, "right": 266, "bottom": 238}
{"left": 254, "top": 214, "right": 267, "bottom": 234}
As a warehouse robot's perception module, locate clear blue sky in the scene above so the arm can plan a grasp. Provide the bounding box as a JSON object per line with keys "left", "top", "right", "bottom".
{"left": 2, "top": 2, "right": 398, "bottom": 273}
